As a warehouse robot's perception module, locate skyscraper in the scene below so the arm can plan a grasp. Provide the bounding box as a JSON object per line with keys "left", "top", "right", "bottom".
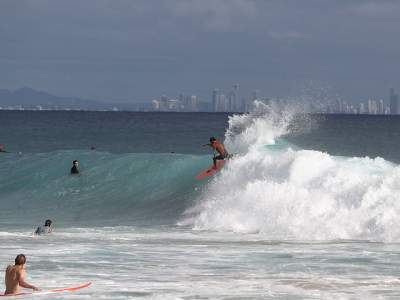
{"left": 336, "top": 98, "right": 343, "bottom": 113}
{"left": 160, "top": 95, "right": 168, "bottom": 111}
{"left": 218, "top": 94, "right": 228, "bottom": 112}
{"left": 359, "top": 103, "right": 365, "bottom": 114}
{"left": 179, "top": 93, "right": 184, "bottom": 103}
{"left": 227, "top": 85, "right": 239, "bottom": 111}
{"left": 390, "top": 88, "right": 399, "bottom": 115}
{"left": 228, "top": 91, "right": 235, "bottom": 112}
{"left": 378, "top": 99, "right": 384, "bottom": 114}
{"left": 232, "top": 84, "right": 239, "bottom": 111}
{"left": 212, "top": 89, "right": 219, "bottom": 112}
{"left": 190, "top": 95, "right": 198, "bottom": 111}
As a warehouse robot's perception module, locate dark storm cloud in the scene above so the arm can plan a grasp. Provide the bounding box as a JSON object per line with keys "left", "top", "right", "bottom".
{"left": 0, "top": 0, "right": 399, "bottom": 102}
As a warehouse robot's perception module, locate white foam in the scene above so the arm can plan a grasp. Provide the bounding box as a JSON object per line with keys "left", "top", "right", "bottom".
{"left": 182, "top": 102, "right": 400, "bottom": 242}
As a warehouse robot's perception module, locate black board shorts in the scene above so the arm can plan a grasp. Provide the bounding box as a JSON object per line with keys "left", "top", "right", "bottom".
{"left": 214, "top": 154, "right": 227, "bottom": 161}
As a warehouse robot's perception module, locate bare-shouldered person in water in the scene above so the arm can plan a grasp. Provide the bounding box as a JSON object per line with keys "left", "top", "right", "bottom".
{"left": 4, "top": 254, "right": 39, "bottom": 295}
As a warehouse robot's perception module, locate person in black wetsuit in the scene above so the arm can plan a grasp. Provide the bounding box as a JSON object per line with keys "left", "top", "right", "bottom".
{"left": 70, "top": 160, "right": 79, "bottom": 174}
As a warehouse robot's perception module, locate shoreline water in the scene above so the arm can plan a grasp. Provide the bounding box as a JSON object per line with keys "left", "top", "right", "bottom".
{"left": 2, "top": 226, "right": 400, "bottom": 299}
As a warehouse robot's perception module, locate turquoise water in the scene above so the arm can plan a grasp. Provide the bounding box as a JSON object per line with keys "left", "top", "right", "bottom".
{"left": 0, "top": 151, "right": 206, "bottom": 227}
{"left": 1, "top": 105, "right": 400, "bottom": 299}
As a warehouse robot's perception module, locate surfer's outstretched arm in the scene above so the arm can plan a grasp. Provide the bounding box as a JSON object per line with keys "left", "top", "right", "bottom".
{"left": 19, "top": 271, "right": 40, "bottom": 291}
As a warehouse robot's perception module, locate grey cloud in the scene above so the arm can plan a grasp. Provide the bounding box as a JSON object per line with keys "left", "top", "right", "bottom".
{"left": 0, "top": 0, "right": 399, "bottom": 102}
{"left": 165, "top": 0, "right": 258, "bottom": 31}
{"left": 346, "top": 1, "right": 400, "bottom": 19}
{"left": 268, "top": 31, "right": 309, "bottom": 40}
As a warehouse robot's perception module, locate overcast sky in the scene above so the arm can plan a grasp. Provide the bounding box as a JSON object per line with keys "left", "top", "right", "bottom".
{"left": 1, "top": 0, "right": 400, "bottom": 103}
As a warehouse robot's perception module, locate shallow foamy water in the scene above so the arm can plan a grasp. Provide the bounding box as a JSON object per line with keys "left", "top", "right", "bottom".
{"left": 2, "top": 226, "right": 400, "bottom": 299}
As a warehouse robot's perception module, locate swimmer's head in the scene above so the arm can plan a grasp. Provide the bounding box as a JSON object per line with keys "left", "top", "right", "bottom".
{"left": 73, "top": 160, "right": 78, "bottom": 165}
{"left": 15, "top": 254, "right": 26, "bottom": 266}
{"left": 209, "top": 137, "right": 216, "bottom": 143}
{"left": 45, "top": 219, "right": 52, "bottom": 226}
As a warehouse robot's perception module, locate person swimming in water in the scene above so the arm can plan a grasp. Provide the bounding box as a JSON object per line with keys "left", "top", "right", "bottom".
{"left": 4, "top": 254, "right": 40, "bottom": 295}
{"left": 204, "top": 137, "right": 229, "bottom": 168}
{"left": 70, "top": 160, "right": 79, "bottom": 175}
{"left": 34, "top": 219, "right": 53, "bottom": 235}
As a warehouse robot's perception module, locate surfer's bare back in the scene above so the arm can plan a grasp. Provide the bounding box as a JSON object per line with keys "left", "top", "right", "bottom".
{"left": 4, "top": 254, "right": 40, "bottom": 296}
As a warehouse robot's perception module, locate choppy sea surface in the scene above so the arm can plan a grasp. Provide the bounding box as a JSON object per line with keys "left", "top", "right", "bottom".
{"left": 1, "top": 102, "right": 400, "bottom": 299}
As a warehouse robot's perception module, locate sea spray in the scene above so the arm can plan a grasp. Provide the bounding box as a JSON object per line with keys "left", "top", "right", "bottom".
{"left": 180, "top": 102, "right": 400, "bottom": 242}
{"left": 224, "top": 100, "right": 298, "bottom": 154}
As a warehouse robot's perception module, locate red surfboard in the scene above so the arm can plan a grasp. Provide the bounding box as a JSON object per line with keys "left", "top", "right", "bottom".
{"left": 195, "top": 160, "right": 225, "bottom": 180}
{"left": 0, "top": 282, "right": 92, "bottom": 297}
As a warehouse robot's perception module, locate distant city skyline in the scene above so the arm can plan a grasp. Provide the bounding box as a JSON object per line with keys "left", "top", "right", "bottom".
{"left": 1, "top": 86, "right": 400, "bottom": 114}
{"left": 151, "top": 87, "right": 400, "bottom": 114}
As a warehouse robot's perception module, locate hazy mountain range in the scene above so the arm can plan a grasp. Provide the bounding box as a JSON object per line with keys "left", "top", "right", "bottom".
{"left": 0, "top": 87, "right": 148, "bottom": 111}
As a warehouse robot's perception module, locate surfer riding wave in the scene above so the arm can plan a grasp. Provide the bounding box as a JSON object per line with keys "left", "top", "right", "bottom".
{"left": 204, "top": 137, "right": 230, "bottom": 169}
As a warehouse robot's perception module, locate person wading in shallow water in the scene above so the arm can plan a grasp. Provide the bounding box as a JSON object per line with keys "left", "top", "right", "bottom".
{"left": 4, "top": 254, "right": 40, "bottom": 295}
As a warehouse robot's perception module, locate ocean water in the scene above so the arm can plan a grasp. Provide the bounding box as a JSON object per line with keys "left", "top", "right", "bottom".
{"left": 1, "top": 102, "right": 400, "bottom": 299}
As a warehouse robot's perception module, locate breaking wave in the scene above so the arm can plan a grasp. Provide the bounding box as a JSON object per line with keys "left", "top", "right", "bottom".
{"left": 180, "top": 101, "right": 400, "bottom": 242}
